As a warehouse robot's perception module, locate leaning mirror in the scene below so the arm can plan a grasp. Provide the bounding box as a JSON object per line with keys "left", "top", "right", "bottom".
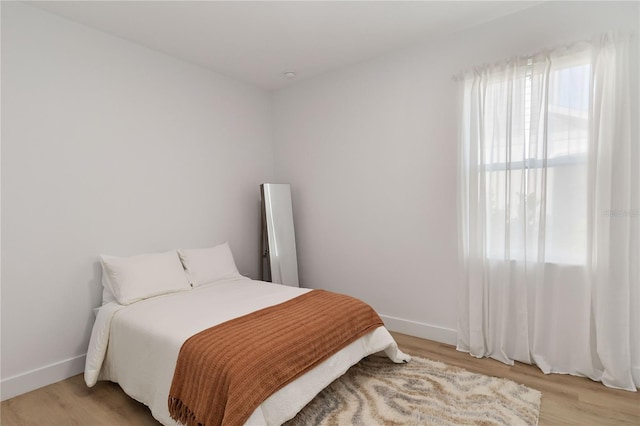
{"left": 260, "top": 183, "right": 299, "bottom": 287}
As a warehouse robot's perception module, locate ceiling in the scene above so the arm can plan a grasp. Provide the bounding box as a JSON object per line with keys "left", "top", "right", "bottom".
{"left": 30, "top": 1, "right": 540, "bottom": 91}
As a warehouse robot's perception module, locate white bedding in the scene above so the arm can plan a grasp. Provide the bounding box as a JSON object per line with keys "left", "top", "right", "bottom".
{"left": 85, "top": 277, "right": 410, "bottom": 425}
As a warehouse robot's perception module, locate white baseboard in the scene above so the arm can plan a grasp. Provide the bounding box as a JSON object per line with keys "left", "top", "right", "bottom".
{"left": 1, "top": 354, "right": 86, "bottom": 401}
{"left": 380, "top": 314, "right": 457, "bottom": 346}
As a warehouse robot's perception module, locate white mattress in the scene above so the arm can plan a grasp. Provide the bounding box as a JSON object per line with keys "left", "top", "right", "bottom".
{"left": 85, "top": 278, "right": 410, "bottom": 425}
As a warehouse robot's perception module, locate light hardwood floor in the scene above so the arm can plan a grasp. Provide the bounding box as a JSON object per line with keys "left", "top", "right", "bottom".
{"left": 391, "top": 333, "right": 640, "bottom": 425}
{"left": 2, "top": 332, "right": 638, "bottom": 425}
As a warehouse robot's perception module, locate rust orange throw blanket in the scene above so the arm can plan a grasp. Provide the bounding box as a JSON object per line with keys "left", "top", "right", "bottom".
{"left": 168, "top": 289, "right": 384, "bottom": 426}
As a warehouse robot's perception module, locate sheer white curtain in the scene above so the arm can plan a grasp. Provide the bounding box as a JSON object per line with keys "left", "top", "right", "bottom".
{"left": 457, "top": 33, "right": 639, "bottom": 390}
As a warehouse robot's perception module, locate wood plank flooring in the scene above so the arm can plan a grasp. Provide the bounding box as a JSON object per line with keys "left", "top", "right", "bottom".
{"left": 391, "top": 333, "right": 640, "bottom": 426}
{"left": 2, "top": 332, "right": 638, "bottom": 425}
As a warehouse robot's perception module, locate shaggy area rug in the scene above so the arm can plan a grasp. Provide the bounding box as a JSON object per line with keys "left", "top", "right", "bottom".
{"left": 286, "top": 355, "right": 541, "bottom": 426}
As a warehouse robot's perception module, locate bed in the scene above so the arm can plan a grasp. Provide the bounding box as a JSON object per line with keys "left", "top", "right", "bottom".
{"left": 85, "top": 246, "right": 409, "bottom": 425}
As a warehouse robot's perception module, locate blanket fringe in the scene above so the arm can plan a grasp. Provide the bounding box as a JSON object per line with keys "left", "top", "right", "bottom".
{"left": 169, "top": 396, "right": 200, "bottom": 426}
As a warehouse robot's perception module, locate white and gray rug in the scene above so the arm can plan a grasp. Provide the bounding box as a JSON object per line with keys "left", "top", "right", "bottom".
{"left": 286, "top": 355, "right": 541, "bottom": 426}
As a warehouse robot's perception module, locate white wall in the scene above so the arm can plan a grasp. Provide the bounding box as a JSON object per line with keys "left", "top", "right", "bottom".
{"left": 272, "top": 1, "right": 639, "bottom": 343}
{"left": 1, "top": 2, "right": 274, "bottom": 399}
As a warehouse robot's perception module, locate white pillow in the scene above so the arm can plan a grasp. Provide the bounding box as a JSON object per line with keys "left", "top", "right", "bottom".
{"left": 178, "top": 242, "right": 242, "bottom": 287}
{"left": 100, "top": 250, "right": 191, "bottom": 305}
{"left": 101, "top": 274, "right": 117, "bottom": 305}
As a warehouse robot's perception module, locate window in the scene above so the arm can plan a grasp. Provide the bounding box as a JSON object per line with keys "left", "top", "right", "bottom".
{"left": 462, "top": 50, "right": 591, "bottom": 264}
